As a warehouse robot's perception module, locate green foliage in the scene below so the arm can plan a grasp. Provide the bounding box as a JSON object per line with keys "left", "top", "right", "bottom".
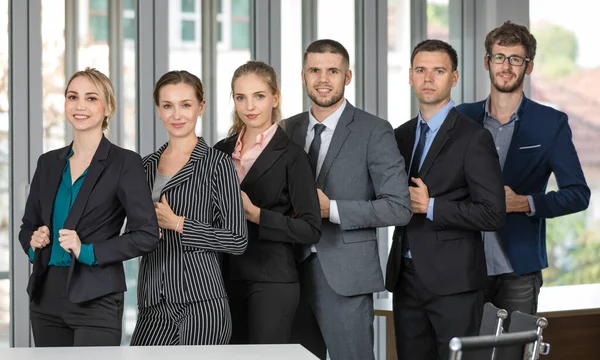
{"left": 427, "top": 3, "right": 449, "bottom": 28}
{"left": 531, "top": 22, "right": 579, "bottom": 79}
{"left": 543, "top": 207, "right": 600, "bottom": 286}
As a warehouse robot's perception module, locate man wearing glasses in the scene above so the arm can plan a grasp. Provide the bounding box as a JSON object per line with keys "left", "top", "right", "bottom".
{"left": 457, "top": 21, "right": 590, "bottom": 328}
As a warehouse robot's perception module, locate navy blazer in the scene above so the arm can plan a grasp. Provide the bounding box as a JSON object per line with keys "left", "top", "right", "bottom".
{"left": 457, "top": 95, "right": 590, "bottom": 275}
{"left": 19, "top": 136, "right": 160, "bottom": 303}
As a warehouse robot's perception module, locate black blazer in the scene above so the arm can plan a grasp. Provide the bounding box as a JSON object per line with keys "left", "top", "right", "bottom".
{"left": 214, "top": 126, "right": 321, "bottom": 283}
{"left": 19, "top": 136, "right": 160, "bottom": 303}
{"left": 385, "top": 108, "right": 505, "bottom": 296}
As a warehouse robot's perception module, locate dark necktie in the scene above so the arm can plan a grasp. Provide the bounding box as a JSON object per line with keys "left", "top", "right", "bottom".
{"left": 402, "top": 121, "right": 429, "bottom": 255}
{"left": 308, "top": 124, "right": 326, "bottom": 177}
{"left": 408, "top": 122, "right": 430, "bottom": 184}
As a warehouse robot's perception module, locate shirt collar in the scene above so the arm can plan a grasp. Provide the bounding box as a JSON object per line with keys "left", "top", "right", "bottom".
{"left": 234, "top": 123, "right": 278, "bottom": 152}
{"left": 308, "top": 99, "right": 347, "bottom": 133}
{"left": 417, "top": 98, "right": 455, "bottom": 132}
{"left": 484, "top": 93, "right": 525, "bottom": 122}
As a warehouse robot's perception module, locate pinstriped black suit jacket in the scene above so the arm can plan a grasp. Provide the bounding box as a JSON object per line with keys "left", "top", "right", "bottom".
{"left": 137, "top": 138, "right": 248, "bottom": 307}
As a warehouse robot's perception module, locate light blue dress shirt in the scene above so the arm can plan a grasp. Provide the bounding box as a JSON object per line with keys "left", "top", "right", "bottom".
{"left": 411, "top": 99, "right": 455, "bottom": 221}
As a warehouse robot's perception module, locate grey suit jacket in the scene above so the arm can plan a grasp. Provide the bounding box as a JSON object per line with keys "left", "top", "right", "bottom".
{"left": 284, "top": 101, "right": 412, "bottom": 296}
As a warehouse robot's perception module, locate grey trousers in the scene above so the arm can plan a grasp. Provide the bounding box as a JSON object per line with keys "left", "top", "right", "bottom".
{"left": 291, "top": 254, "right": 375, "bottom": 360}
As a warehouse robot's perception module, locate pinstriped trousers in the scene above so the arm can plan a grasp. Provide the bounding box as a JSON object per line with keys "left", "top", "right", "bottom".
{"left": 130, "top": 297, "right": 232, "bottom": 346}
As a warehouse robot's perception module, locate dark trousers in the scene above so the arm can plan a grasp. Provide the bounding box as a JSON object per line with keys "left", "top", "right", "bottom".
{"left": 227, "top": 280, "right": 299, "bottom": 344}
{"left": 485, "top": 271, "right": 543, "bottom": 329}
{"left": 30, "top": 266, "right": 124, "bottom": 347}
{"left": 393, "top": 258, "right": 484, "bottom": 360}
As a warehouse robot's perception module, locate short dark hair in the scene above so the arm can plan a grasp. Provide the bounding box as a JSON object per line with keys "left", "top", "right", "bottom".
{"left": 485, "top": 21, "right": 537, "bottom": 61}
{"left": 410, "top": 39, "right": 458, "bottom": 71}
{"left": 153, "top": 70, "right": 204, "bottom": 106}
{"left": 303, "top": 39, "right": 350, "bottom": 67}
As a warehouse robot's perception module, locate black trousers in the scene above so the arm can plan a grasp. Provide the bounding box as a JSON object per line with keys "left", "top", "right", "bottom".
{"left": 227, "top": 280, "right": 299, "bottom": 344}
{"left": 29, "top": 266, "right": 124, "bottom": 347}
{"left": 393, "top": 258, "right": 484, "bottom": 360}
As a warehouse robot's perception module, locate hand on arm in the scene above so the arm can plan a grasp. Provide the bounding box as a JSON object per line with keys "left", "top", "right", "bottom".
{"left": 155, "top": 194, "right": 184, "bottom": 233}
{"left": 409, "top": 177, "right": 430, "bottom": 214}
{"left": 317, "top": 189, "right": 330, "bottom": 218}
{"left": 504, "top": 186, "right": 531, "bottom": 213}
{"left": 241, "top": 191, "right": 261, "bottom": 224}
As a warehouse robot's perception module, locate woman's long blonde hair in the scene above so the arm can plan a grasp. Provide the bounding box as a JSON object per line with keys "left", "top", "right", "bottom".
{"left": 228, "top": 61, "right": 282, "bottom": 136}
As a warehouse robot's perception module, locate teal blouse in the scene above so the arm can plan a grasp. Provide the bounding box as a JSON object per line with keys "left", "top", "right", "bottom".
{"left": 28, "top": 150, "right": 96, "bottom": 266}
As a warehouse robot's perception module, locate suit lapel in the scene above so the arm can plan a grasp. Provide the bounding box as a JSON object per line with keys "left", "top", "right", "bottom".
{"left": 161, "top": 137, "right": 208, "bottom": 195}
{"left": 241, "top": 126, "right": 287, "bottom": 188}
{"left": 291, "top": 114, "right": 309, "bottom": 149}
{"left": 63, "top": 136, "right": 111, "bottom": 230}
{"left": 317, "top": 104, "right": 354, "bottom": 186}
{"left": 418, "top": 108, "right": 457, "bottom": 180}
{"left": 41, "top": 146, "right": 71, "bottom": 227}
{"left": 144, "top": 143, "right": 168, "bottom": 192}
{"left": 400, "top": 118, "right": 418, "bottom": 162}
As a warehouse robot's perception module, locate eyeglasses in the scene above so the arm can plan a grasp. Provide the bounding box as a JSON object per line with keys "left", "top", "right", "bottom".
{"left": 487, "top": 53, "right": 530, "bottom": 66}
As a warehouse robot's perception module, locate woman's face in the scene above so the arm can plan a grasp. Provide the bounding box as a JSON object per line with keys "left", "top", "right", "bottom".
{"left": 157, "top": 83, "right": 205, "bottom": 139}
{"left": 64, "top": 76, "right": 109, "bottom": 134}
{"left": 233, "top": 74, "right": 279, "bottom": 132}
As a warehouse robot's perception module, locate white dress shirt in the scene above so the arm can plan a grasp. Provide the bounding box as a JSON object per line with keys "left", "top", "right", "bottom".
{"left": 305, "top": 100, "right": 347, "bottom": 251}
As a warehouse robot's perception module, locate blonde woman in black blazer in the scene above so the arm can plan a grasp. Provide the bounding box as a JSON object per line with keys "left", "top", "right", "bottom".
{"left": 130, "top": 71, "right": 248, "bottom": 346}
{"left": 214, "top": 61, "right": 321, "bottom": 344}
{"left": 19, "top": 68, "right": 159, "bottom": 346}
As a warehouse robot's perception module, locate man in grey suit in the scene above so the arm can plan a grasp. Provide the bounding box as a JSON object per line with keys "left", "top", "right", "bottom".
{"left": 285, "top": 39, "right": 412, "bottom": 360}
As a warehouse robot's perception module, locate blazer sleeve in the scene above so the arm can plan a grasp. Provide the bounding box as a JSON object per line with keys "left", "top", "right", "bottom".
{"left": 180, "top": 157, "right": 248, "bottom": 255}
{"left": 18, "top": 156, "right": 44, "bottom": 255}
{"left": 530, "top": 114, "right": 590, "bottom": 218}
{"left": 336, "top": 120, "right": 413, "bottom": 230}
{"left": 258, "top": 150, "right": 321, "bottom": 244}
{"left": 433, "top": 128, "right": 506, "bottom": 231}
{"left": 93, "top": 153, "right": 159, "bottom": 265}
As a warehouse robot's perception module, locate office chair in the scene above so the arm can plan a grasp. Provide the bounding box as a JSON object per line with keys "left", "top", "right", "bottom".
{"left": 467, "top": 302, "right": 509, "bottom": 359}
{"left": 495, "top": 311, "right": 550, "bottom": 360}
{"left": 448, "top": 330, "right": 540, "bottom": 360}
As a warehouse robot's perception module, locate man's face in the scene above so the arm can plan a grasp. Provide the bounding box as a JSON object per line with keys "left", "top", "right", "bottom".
{"left": 302, "top": 52, "right": 352, "bottom": 109}
{"left": 485, "top": 43, "right": 533, "bottom": 93}
{"left": 409, "top": 51, "right": 458, "bottom": 106}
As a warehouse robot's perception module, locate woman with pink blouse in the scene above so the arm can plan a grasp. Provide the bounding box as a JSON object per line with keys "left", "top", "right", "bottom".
{"left": 213, "top": 60, "right": 321, "bottom": 344}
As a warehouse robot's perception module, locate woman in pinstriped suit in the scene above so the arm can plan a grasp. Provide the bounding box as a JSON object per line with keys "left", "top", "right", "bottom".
{"left": 130, "top": 70, "right": 248, "bottom": 346}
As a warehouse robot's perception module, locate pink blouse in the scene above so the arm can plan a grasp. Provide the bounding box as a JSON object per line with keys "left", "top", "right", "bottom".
{"left": 231, "top": 123, "right": 278, "bottom": 182}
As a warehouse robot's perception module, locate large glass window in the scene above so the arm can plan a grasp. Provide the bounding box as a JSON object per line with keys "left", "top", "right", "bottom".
{"left": 427, "top": 0, "right": 449, "bottom": 41}
{"left": 80, "top": 0, "right": 110, "bottom": 73}
{"left": 387, "top": 0, "right": 411, "bottom": 129}
{"left": 216, "top": 0, "right": 251, "bottom": 142}
{"left": 530, "top": 0, "right": 600, "bottom": 287}
{"left": 42, "top": 0, "right": 67, "bottom": 152}
{"left": 317, "top": 0, "right": 356, "bottom": 105}
{"left": 280, "top": 0, "right": 303, "bottom": 118}
{"left": 169, "top": 0, "right": 202, "bottom": 136}
{"left": 121, "top": 1, "right": 138, "bottom": 344}
{"left": 0, "top": 0, "right": 9, "bottom": 348}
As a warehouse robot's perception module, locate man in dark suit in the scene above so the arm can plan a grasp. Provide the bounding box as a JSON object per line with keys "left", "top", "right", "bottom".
{"left": 457, "top": 21, "right": 590, "bottom": 325}
{"left": 285, "top": 39, "right": 412, "bottom": 360}
{"left": 386, "top": 39, "right": 505, "bottom": 360}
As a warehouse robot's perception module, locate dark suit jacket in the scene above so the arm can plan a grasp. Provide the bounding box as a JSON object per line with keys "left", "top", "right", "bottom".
{"left": 19, "top": 136, "right": 159, "bottom": 303}
{"left": 457, "top": 95, "right": 590, "bottom": 275}
{"left": 214, "top": 126, "right": 321, "bottom": 283}
{"left": 386, "top": 108, "right": 505, "bottom": 296}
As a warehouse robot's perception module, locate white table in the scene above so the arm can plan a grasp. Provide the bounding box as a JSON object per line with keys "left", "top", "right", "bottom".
{"left": 0, "top": 344, "right": 319, "bottom": 360}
